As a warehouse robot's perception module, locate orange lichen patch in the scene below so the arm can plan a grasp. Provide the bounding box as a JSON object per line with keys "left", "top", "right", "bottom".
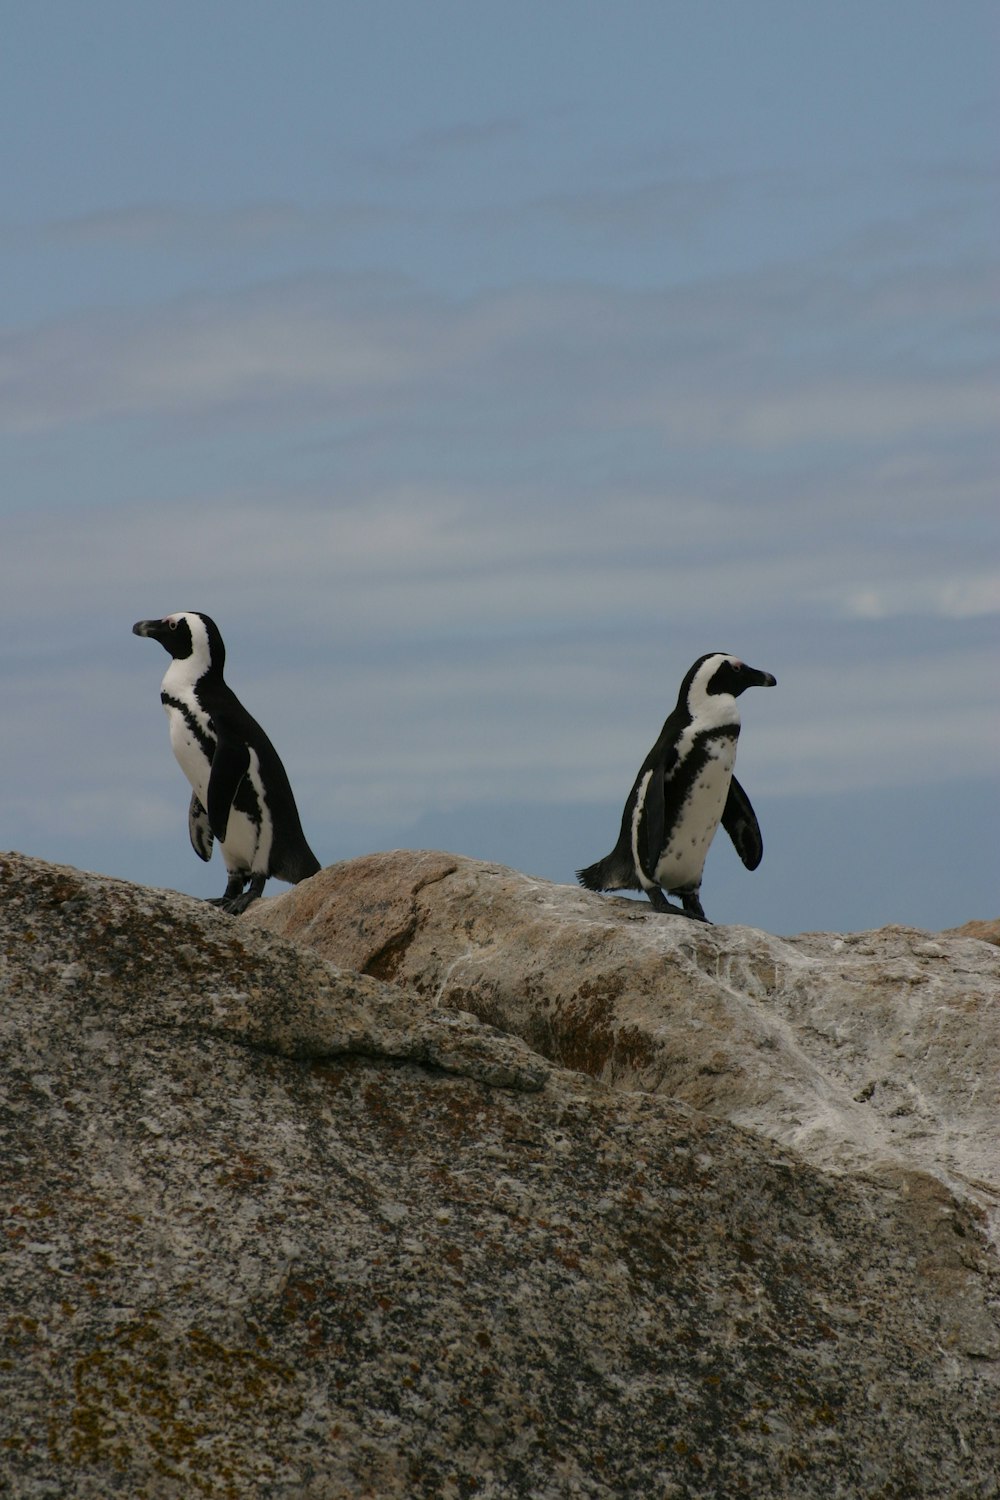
{"left": 58, "top": 1318, "right": 298, "bottom": 1495}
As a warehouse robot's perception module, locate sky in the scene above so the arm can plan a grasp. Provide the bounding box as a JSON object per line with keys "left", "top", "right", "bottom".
{"left": 1, "top": 2, "right": 997, "bottom": 936}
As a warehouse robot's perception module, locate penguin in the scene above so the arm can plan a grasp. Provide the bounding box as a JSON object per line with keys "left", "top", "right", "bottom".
{"left": 577, "top": 652, "right": 776, "bottom": 923}
{"left": 133, "top": 611, "right": 321, "bottom": 914}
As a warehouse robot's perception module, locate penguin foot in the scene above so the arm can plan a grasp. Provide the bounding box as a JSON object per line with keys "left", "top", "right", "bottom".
{"left": 207, "top": 873, "right": 266, "bottom": 916}
{"left": 680, "top": 892, "right": 710, "bottom": 923}
{"left": 218, "top": 892, "right": 260, "bottom": 916}
{"left": 646, "top": 887, "right": 711, "bottom": 922}
{"left": 206, "top": 895, "right": 249, "bottom": 915}
{"left": 645, "top": 888, "right": 687, "bottom": 917}
{"left": 225, "top": 874, "right": 267, "bottom": 915}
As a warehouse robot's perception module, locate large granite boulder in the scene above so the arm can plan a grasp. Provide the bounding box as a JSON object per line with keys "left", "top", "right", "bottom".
{"left": 2, "top": 849, "right": 998, "bottom": 1498}
{"left": 247, "top": 851, "right": 1000, "bottom": 1235}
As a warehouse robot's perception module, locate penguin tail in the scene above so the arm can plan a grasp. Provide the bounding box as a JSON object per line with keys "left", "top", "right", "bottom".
{"left": 577, "top": 846, "right": 640, "bottom": 894}
{"left": 290, "top": 848, "right": 322, "bottom": 883}
{"left": 273, "top": 842, "right": 322, "bottom": 886}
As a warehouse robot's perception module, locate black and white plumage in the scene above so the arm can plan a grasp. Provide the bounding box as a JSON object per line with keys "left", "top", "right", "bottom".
{"left": 133, "top": 611, "right": 321, "bottom": 914}
{"left": 577, "top": 652, "right": 776, "bottom": 923}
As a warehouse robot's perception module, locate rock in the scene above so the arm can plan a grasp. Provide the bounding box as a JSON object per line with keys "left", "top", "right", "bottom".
{"left": 2, "top": 850, "right": 998, "bottom": 1499}
{"left": 247, "top": 852, "right": 1000, "bottom": 1236}
{"left": 945, "top": 917, "right": 1000, "bottom": 948}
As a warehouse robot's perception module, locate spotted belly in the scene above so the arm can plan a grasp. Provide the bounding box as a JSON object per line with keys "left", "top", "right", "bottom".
{"left": 654, "top": 740, "right": 736, "bottom": 892}
{"left": 165, "top": 699, "right": 213, "bottom": 804}
{"left": 163, "top": 697, "right": 268, "bottom": 875}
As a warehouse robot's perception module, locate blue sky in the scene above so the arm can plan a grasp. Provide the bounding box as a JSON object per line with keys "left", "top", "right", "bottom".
{"left": 2, "top": 2, "right": 996, "bottom": 934}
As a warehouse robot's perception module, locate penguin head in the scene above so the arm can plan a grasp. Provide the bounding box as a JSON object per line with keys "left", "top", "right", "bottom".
{"left": 132, "top": 612, "right": 225, "bottom": 675}
{"left": 683, "top": 653, "right": 777, "bottom": 715}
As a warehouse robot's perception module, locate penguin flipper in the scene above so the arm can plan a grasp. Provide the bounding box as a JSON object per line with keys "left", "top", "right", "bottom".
{"left": 188, "top": 793, "right": 214, "bottom": 862}
{"left": 207, "top": 741, "right": 250, "bottom": 843}
{"left": 643, "top": 766, "right": 666, "bottom": 882}
{"left": 722, "top": 775, "right": 764, "bottom": 871}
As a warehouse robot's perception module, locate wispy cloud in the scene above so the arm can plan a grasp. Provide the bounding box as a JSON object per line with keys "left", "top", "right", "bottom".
{"left": 0, "top": 275, "right": 434, "bottom": 433}
{"left": 845, "top": 572, "right": 1000, "bottom": 621}
{"left": 2, "top": 257, "right": 996, "bottom": 454}
{"left": 43, "top": 201, "right": 313, "bottom": 246}
{"left": 534, "top": 174, "right": 739, "bottom": 240}
{"left": 670, "top": 374, "right": 1000, "bottom": 448}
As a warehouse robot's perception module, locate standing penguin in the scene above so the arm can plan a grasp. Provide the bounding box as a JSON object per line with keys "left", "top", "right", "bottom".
{"left": 577, "top": 652, "right": 776, "bottom": 922}
{"left": 133, "top": 611, "right": 321, "bottom": 914}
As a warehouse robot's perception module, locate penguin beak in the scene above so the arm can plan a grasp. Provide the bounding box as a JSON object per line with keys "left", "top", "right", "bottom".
{"left": 741, "top": 665, "right": 777, "bottom": 689}
{"left": 133, "top": 619, "right": 164, "bottom": 638}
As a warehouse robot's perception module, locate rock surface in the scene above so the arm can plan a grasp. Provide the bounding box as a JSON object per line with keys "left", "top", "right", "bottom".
{"left": 1, "top": 849, "right": 998, "bottom": 1499}
{"left": 248, "top": 852, "right": 1000, "bottom": 1236}
{"left": 946, "top": 917, "right": 1000, "bottom": 948}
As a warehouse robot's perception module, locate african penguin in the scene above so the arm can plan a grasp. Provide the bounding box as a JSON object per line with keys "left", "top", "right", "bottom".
{"left": 133, "top": 611, "right": 321, "bottom": 914}
{"left": 577, "top": 652, "right": 776, "bottom": 922}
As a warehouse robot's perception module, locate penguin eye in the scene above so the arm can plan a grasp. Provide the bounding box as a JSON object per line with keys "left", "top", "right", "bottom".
{"left": 168, "top": 619, "right": 178, "bottom": 631}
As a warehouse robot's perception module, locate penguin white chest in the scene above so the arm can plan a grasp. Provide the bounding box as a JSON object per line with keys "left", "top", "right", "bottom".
{"left": 163, "top": 695, "right": 213, "bottom": 800}
{"left": 654, "top": 735, "right": 736, "bottom": 891}
{"left": 161, "top": 690, "right": 270, "bottom": 876}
